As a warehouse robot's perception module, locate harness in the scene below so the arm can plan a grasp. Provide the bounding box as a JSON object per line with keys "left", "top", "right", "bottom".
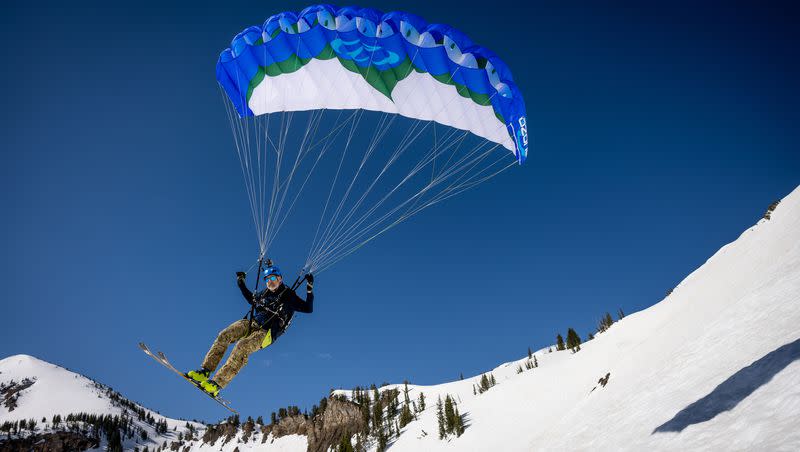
{"left": 243, "top": 258, "right": 306, "bottom": 335}
{"left": 256, "top": 287, "right": 290, "bottom": 327}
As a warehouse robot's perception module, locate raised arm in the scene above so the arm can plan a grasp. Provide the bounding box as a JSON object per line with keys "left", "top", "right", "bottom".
{"left": 286, "top": 274, "right": 314, "bottom": 313}
{"left": 236, "top": 272, "right": 254, "bottom": 304}
{"left": 285, "top": 290, "right": 313, "bottom": 313}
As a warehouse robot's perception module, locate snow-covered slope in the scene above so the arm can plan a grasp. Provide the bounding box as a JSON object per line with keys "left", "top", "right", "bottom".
{"left": 0, "top": 354, "right": 202, "bottom": 450}
{"left": 336, "top": 185, "right": 800, "bottom": 451}
{"left": 0, "top": 354, "right": 308, "bottom": 451}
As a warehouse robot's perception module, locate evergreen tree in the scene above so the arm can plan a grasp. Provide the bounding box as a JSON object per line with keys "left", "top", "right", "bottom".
{"left": 376, "top": 428, "right": 388, "bottom": 452}
{"left": 354, "top": 433, "right": 364, "bottom": 452}
{"left": 359, "top": 388, "right": 372, "bottom": 434}
{"left": 436, "top": 398, "right": 445, "bottom": 439}
{"left": 556, "top": 334, "right": 565, "bottom": 351}
{"left": 566, "top": 328, "right": 582, "bottom": 352}
{"left": 454, "top": 406, "right": 465, "bottom": 436}
{"left": 106, "top": 428, "right": 123, "bottom": 452}
{"left": 528, "top": 346, "right": 532, "bottom": 359}
{"left": 534, "top": 355, "right": 538, "bottom": 367}
{"left": 478, "top": 374, "right": 490, "bottom": 393}
{"left": 337, "top": 433, "right": 355, "bottom": 452}
{"left": 444, "top": 395, "right": 456, "bottom": 435}
{"left": 617, "top": 307, "right": 625, "bottom": 320}
{"left": 598, "top": 312, "right": 615, "bottom": 333}
{"left": 386, "top": 389, "right": 400, "bottom": 420}
{"left": 478, "top": 373, "right": 496, "bottom": 393}
{"left": 399, "top": 404, "right": 414, "bottom": 428}
{"left": 417, "top": 392, "right": 426, "bottom": 412}
{"left": 525, "top": 359, "right": 534, "bottom": 370}
{"left": 372, "top": 389, "right": 384, "bottom": 434}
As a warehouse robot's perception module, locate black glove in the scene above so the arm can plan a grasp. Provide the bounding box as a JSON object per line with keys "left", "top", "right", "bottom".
{"left": 236, "top": 271, "right": 247, "bottom": 281}
{"left": 305, "top": 273, "right": 314, "bottom": 290}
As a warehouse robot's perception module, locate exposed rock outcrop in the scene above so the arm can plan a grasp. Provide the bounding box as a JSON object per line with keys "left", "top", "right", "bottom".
{"left": 0, "top": 431, "right": 98, "bottom": 452}
{"left": 263, "top": 397, "right": 365, "bottom": 452}
{"left": 270, "top": 414, "right": 308, "bottom": 438}
{"left": 0, "top": 378, "right": 36, "bottom": 412}
{"left": 307, "top": 397, "right": 365, "bottom": 452}
{"left": 202, "top": 420, "right": 240, "bottom": 447}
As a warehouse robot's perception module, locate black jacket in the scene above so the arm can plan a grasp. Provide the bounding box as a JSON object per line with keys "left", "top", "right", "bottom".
{"left": 238, "top": 279, "right": 313, "bottom": 337}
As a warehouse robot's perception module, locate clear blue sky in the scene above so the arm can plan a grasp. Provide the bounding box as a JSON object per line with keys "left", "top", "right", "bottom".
{"left": 2, "top": 0, "right": 798, "bottom": 423}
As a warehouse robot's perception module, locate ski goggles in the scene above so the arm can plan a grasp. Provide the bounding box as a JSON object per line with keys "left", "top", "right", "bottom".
{"left": 264, "top": 275, "right": 279, "bottom": 282}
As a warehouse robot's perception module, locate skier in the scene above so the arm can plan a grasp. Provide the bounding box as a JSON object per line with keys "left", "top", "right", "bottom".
{"left": 186, "top": 264, "right": 314, "bottom": 396}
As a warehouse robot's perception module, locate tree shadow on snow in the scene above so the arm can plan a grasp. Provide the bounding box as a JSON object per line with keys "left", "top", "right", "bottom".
{"left": 653, "top": 337, "right": 800, "bottom": 434}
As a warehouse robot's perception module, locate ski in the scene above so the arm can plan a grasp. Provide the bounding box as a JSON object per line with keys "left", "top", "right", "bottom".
{"left": 138, "top": 342, "right": 237, "bottom": 414}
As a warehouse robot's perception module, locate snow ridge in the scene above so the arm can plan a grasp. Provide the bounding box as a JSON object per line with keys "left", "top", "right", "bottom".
{"left": 0, "top": 354, "right": 202, "bottom": 450}
{"left": 335, "top": 186, "right": 800, "bottom": 452}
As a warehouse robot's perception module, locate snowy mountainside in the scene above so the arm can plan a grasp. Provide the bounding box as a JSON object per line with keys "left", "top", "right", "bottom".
{"left": 330, "top": 185, "right": 800, "bottom": 451}
{"left": 0, "top": 354, "right": 202, "bottom": 450}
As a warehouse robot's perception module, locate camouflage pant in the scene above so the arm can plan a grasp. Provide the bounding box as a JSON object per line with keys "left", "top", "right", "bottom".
{"left": 202, "top": 319, "right": 273, "bottom": 388}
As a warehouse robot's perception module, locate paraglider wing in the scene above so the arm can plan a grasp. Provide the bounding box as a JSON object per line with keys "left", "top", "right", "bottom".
{"left": 216, "top": 4, "right": 528, "bottom": 163}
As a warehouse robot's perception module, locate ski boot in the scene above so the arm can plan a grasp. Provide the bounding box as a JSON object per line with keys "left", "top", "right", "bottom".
{"left": 186, "top": 367, "right": 211, "bottom": 385}
{"left": 200, "top": 379, "right": 221, "bottom": 397}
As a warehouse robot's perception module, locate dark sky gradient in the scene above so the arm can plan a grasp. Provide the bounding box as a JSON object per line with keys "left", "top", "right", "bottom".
{"left": 2, "top": 0, "right": 798, "bottom": 423}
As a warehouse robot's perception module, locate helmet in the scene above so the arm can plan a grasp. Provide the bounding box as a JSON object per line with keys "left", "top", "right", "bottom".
{"left": 263, "top": 265, "right": 282, "bottom": 279}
